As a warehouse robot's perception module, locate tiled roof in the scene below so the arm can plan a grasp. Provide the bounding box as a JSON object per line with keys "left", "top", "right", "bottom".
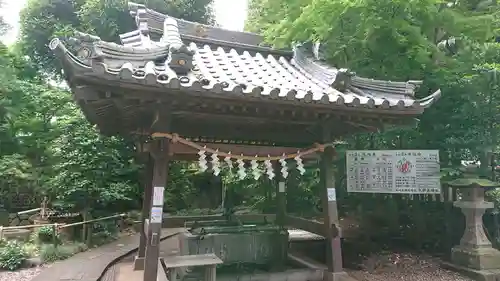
{"left": 126, "top": 2, "right": 265, "bottom": 48}
{"left": 49, "top": 3, "right": 440, "bottom": 114}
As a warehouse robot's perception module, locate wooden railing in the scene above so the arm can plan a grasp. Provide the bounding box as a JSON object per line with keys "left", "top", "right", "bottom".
{"left": 0, "top": 213, "right": 127, "bottom": 247}
{"left": 0, "top": 223, "right": 60, "bottom": 246}
{"left": 16, "top": 208, "right": 42, "bottom": 215}
{"left": 58, "top": 213, "right": 126, "bottom": 229}
{"left": 285, "top": 215, "right": 325, "bottom": 237}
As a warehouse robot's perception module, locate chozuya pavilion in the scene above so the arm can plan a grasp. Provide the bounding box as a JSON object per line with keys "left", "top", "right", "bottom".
{"left": 50, "top": 2, "right": 441, "bottom": 281}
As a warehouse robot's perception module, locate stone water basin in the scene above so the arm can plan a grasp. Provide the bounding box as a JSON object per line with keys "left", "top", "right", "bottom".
{"left": 179, "top": 223, "right": 288, "bottom": 265}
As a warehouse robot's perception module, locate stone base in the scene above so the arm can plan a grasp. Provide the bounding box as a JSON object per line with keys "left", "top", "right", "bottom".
{"left": 442, "top": 261, "right": 500, "bottom": 281}
{"left": 451, "top": 246, "right": 500, "bottom": 270}
{"left": 133, "top": 256, "right": 144, "bottom": 271}
{"left": 214, "top": 269, "right": 324, "bottom": 281}
{"left": 323, "top": 271, "right": 358, "bottom": 281}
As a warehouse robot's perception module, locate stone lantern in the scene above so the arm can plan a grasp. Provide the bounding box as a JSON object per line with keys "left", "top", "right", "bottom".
{"left": 448, "top": 164, "right": 500, "bottom": 271}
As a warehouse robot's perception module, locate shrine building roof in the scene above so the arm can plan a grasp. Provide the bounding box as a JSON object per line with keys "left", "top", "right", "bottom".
{"left": 49, "top": 2, "right": 441, "bottom": 144}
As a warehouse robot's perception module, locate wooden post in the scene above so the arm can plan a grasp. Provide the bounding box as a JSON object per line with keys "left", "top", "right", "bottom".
{"left": 443, "top": 183, "right": 453, "bottom": 257}
{"left": 81, "top": 208, "right": 92, "bottom": 246}
{"left": 52, "top": 224, "right": 58, "bottom": 247}
{"left": 275, "top": 172, "right": 286, "bottom": 228}
{"left": 320, "top": 124, "right": 344, "bottom": 277}
{"left": 204, "top": 265, "right": 216, "bottom": 281}
{"left": 134, "top": 152, "right": 154, "bottom": 271}
{"left": 86, "top": 218, "right": 93, "bottom": 247}
{"left": 144, "top": 137, "right": 170, "bottom": 281}
{"left": 274, "top": 163, "right": 287, "bottom": 270}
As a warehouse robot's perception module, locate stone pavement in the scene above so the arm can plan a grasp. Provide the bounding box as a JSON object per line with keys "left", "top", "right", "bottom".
{"left": 111, "top": 230, "right": 182, "bottom": 281}
{"left": 31, "top": 228, "right": 184, "bottom": 281}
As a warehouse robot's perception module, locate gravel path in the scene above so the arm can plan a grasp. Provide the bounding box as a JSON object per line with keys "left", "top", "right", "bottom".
{"left": 348, "top": 268, "right": 473, "bottom": 281}
{"left": 347, "top": 253, "right": 473, "bottom": 281}
{"left": 0, "top": 266, "right": 46, "bottom": 281}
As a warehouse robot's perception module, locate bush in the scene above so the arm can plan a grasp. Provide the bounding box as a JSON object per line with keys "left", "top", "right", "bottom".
{"left": 36, "top": 226, "right": 58, "bottom": 244}
{"left": 92, "top": 230, "right": 117, "bottom": 246}
{"left": 39, "top": 244, "right": 73, "bottom": 263}
{"left": 22, "top": 243, "right": 39, "bottom": 257}
{"left": 0, "top": 240, "right": 28, "bottom": 271}
{"left": 39, "top": 243, "right": 87, "bottom": 263}
{"left": 73, "top": 242, "right": 88, "bottom": 252}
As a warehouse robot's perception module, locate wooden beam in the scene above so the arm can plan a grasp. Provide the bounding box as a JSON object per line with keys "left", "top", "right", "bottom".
{"left": 170, "top": 122, "right": 319, "bottom": 146}
{"left": 285, "top": 215, "right": 325, "bottom": 237}
{"left": 73, "top": 85, "right": 414, "bottom": 142}
{"left": 172, "top": 111, "right": 314, "bottom": 126}
{"left": 73, "top": 85, "right": 99, "bottom": 100}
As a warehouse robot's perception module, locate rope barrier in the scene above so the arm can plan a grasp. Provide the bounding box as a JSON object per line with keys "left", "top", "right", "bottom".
{"left": 151, "top": 132, "right": 329, "bottom": 161}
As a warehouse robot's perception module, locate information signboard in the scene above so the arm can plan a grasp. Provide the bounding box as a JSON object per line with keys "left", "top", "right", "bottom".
{"left": 346, "top": 150, "right": 440, "bottom": 194}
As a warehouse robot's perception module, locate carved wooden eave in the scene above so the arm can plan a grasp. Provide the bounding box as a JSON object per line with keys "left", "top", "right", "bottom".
{"left": 49, "top": 2, "right": 441, "bottom": 146}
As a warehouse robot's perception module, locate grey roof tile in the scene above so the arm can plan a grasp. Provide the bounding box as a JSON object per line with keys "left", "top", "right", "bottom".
{"left": 50, "top": 11, "right": 441, "bottom": 113}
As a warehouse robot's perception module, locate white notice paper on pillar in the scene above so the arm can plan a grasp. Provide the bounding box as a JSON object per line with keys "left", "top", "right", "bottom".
{"left": 327, "top": 188, "right": 337, "bottom": 201}
{"left": 278, "top": 182, "right": 286, "bottom": 193}
{"left": 150, "top": 207, "right": 163, "bottom": 223}
{"left": 152, "top": 186, "right": 164, "bottom": 206}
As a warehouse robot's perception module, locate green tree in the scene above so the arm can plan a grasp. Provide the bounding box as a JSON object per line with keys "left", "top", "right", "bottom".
{"left": 0, "top": 0, "right": 10, "bottom": 36}
{"left": 13, "top": 0, "right": 215, "bottom": 213}
{"left": 245, "top": 0, "right": 500, "bottom": 251}
{"left": 246, "top": 0, "right": 500, "bottom": 161}
{"left": 48, "top": 112, "right": 140, "bottom": 212}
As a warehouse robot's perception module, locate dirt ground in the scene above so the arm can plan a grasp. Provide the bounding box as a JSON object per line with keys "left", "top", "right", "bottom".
{"left": 347, "top": 253, "right": 473, "bottom": 281}
{"left": 0, "top": 266, "right": 45, "bottom": 281}
{"left": 113, "top": 253, "right": 473, "bottom": 281}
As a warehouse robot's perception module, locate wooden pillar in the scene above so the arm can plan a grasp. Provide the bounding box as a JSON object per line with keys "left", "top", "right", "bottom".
{"left": 134, "top": 153, "right": 153, "bottom": 270}
{"left": 144, "top": 137, "right": 170, "bottom": 281}
{"left": 275, "top": 163, "right": 287, "bottom": 228}
{"left": 204, "top": 265, "right": 216, "bottom": 281}
{"left": 274, "top": 164, "right": 287, "bottom": 270}
{"left": 320, "top": 125, "right": 344, "bottom": 276}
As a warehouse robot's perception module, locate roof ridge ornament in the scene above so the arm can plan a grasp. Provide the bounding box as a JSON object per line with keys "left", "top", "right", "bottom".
{"left": 67, "top": 31, "right": 103, "bottom": 62}
{"left": 162, "top": 17, "right": 194, "bottom": 74}
{"left": 161, "top": 17, "right": 183, "bottom": 48}
{"left": 312, "top": 41, "right": 327, "bottom": 61}
{"left": 127, "top": 2, "right": 265, "bottom": 47}
{"left": 121, "top": 3, "right": 151, "bottom": 47}
{"left": 293, "top": 42, "right": 426, "bottom": 96}
{"left": 332, "top": 69, "right": 355, "bottom": 92}
{"left": 128, "top": 2, "right": 144, "bottom": 18}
